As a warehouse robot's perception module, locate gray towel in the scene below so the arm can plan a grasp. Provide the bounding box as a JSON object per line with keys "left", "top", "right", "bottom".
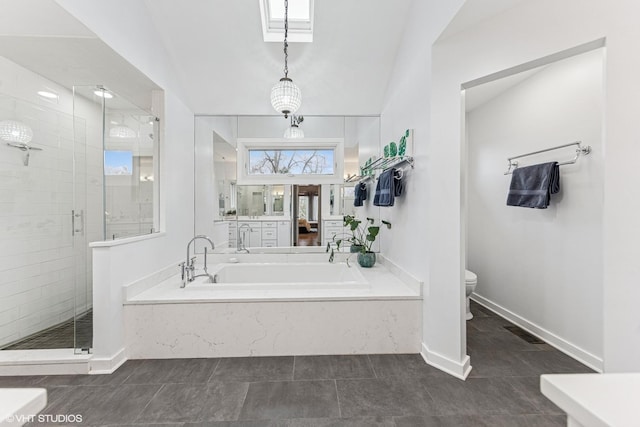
{"left": 506, "top": 162, "right": 560, "bottom": 209}
{"left": 394, "top": 170, "right": 404, "bottom": 197}
{"left": 374, "top": 168, "right": 395, "bottom": 206}
{"left": 354, "top": 182, "right": 367, "bottom": 207}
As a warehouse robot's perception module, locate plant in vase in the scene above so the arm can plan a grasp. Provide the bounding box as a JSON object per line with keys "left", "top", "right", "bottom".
{"left": 326, "top": 215, "right": 391, "bottom": 268}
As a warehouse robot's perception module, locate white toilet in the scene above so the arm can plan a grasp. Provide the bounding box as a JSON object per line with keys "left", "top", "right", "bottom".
{"left": 465, "top": 269, "right": 477, "bottom": 320}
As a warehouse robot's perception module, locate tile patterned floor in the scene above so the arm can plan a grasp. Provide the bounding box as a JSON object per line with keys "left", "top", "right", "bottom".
{"left": 0, "top": 302, "right": 594, "bottom": 426}
{"left": 2, "top": 310, "right": 93, "bottom": 351}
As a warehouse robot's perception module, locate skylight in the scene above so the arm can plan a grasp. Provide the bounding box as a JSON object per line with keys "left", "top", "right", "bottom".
{"left": 259, "top": 0, "right": 314, "bottom": 43}
{"left": 268, "top": 0, "right": 310, "bottom": 20}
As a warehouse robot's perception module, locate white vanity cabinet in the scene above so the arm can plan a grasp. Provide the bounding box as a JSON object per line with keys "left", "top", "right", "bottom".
{"left": 227, "top": 219, "right": 292, "bottom": 248}
{"left": 277, "top": 220, "right": 291, "bottom": 246}
{"left": 261, "top": 221, "right": 278, "bottom": 247}
{"left": 227, "top": 221, "right": 237, "bottom": 249}
{"left": 243, "top": 221, "right": 262, "bottom": 247}
{"left": 323, "top": 219, "right": 345, "bottom": 245}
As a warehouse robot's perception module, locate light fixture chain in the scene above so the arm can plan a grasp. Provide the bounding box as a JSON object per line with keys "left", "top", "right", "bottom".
{"left": 283, "top": 0, "right": 289, "bottom": 78}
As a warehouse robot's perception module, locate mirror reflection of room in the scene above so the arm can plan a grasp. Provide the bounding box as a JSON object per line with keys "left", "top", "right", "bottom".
{"left": 295, "top": 185, "right": 320, "bottom": 246}
{"left": 194, "top": 115, "right": 381, "bottom": 253}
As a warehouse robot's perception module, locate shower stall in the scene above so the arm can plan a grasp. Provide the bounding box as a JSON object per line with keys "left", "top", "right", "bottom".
{"left": 0, "top": 57, "right": 159, "bottom": 354}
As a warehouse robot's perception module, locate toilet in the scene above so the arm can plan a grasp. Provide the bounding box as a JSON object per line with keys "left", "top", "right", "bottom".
{"left": 465, "top": 269, "right": 477, "bottom": 320}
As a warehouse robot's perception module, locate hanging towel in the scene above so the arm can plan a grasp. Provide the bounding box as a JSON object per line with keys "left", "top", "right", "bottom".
{"left": 394, "top": 170, "right": 405, "bottom": 197}
{"left": 506, "top": 162, "right": 560, "bottom": 209}
{"left": 354, "top": 182, "right": 367, "bottom": 207}
{"left": 374, "top": 168, "right": 396, "bottom": 206}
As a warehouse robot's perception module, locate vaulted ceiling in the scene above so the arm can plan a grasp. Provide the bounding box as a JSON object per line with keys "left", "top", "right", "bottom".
{"left": 143, "top": 0, "right": 414, "bottom": 116}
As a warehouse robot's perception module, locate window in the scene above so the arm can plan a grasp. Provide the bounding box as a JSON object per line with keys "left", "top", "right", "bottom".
{"left": 237, "top": 138, "right": 344, "bottom": 185}
{"left": 104, "top": 150, "right": 133, "bottom": 175}
{"left": 249, "top": 149, "right": 334, "bottom": 175}
{"left": 259, "top": 0, "right": 314, "bottom": 42}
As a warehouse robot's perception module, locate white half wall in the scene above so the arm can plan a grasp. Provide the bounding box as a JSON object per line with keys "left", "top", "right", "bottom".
{"left": 432, "top": 0, "right": 640, "bottom": 373}
{"left": 466, "top": 49, "right": 604, "bottom": 368}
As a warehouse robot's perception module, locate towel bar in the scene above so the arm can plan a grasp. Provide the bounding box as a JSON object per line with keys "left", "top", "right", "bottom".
{"left": 504, "top": 141, "right": 591, "bottom": 175}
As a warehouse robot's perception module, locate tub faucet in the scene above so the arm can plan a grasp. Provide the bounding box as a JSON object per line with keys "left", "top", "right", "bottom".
{"left": 180, "top": 235, "right": 215, "bottom": 288}
{"left": 237, "top": 224, "right": 251, "bottom": 253}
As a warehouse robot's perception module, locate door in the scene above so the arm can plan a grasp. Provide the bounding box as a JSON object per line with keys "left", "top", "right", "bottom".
{"left": 0, "top": 90, "right": 89, "bottom": 352}
{"left": 72, "top": 86, "right": 99, "bottom": 353}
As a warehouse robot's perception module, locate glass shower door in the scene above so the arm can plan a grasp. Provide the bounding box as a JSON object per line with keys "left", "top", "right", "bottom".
{"left": 0, "top": 92, "right": 88, "bottom": 352}
{"left": 72, "top": 86, "right": 105, "bottom": 353}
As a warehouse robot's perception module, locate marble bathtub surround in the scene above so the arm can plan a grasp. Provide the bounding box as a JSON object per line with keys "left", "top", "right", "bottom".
{"left": 124, "top": 253, "right": 422, "bottom": 358}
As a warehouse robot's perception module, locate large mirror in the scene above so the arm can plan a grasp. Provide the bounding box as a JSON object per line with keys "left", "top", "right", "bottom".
{"left": 194, "top": 116, "right": 381, "bottom": 253}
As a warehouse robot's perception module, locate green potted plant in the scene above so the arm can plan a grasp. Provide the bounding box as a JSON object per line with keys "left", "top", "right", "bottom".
{"left": 326, "top": 215, "right": 391, "bottom": 268}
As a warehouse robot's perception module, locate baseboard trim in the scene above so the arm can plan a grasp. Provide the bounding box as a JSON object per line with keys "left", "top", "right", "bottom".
{"left": 0, "top": 349, "right": 91, "bottom": 375}
{"left": 471, "top": 294, "right": 603, "bottom": 372}
{"left": 421, "top": 343, "right": 471, "bottom": 380}
{"left": 89, "top": 348, "right": 127, "bottom": 374}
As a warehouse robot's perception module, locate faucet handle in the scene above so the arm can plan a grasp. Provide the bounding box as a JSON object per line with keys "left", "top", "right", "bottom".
{"left": 179, "top": 262, "right": 186, "bottom": 280}
{"left": 190, "top": 256, "right": 197, "bottom": 267}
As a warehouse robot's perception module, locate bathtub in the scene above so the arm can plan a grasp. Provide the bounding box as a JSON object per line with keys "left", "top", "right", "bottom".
{"left": 187, "top": 262, "right": 369, "bottom": 290}
{"left": 124, "top": 255, "right": 422, "bottom": 358}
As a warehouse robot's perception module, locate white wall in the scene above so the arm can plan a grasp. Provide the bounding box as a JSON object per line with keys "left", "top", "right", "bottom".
{"left": 431, "top": 0, "right": 640, "bottom": 373}
{"left": 57, "top": 0, "right": 195, "bottom": 365}
{"left": 0, "top": 56, "right": 103, "bottom": 348}
{"left": 466, "top": 49, "right": 604, "bottom": 368}
{"left": 378, "top": 0, "right": 467, "bottom": 377}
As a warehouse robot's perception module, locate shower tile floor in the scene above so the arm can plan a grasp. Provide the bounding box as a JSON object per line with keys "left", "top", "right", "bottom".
{"left": 2, "top": 311, "right": 93, "bottom": 351}
{"left": 0, "top": 302, "right": 594, "bottom": 426}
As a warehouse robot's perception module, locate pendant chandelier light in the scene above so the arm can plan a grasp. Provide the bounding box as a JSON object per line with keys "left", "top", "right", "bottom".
{"left": 270, "top": 0, "right": 302, "bottom": 118}
{"left": 284, "top": 114, "right": 304, "bottom": 138}
{"left": 109, "top": 125, "right": 136, "bottom": 139}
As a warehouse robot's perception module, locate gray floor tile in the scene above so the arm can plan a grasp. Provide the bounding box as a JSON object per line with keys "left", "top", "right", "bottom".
{"left": 124, "top": 358, "right": 219, "bottom": 384}
{"left": 336, "top": 377, "right": 436, "bottom": 418}
{"left": 368, "top": 354, "right": 447, "bottom": 379}
{"left": 423, "top": 377, "right": 540, "bottom": 416}
{"left": 137, "top": 382, "right": 249, "bottom": 423}
{"left": 286, "top": 417, "right": 395, "bottom": 426}
{"left": 136, "top": 384, "right": 209, "bottom": 423}
{"left": 467, "top": 349, "right": 538, "bottom": 378}
{"left": 102, "top": 424, "right": 185, "bottom": 427}
{"left": 474, "top": 414, "right": 567, "bottom": 427}
{"left": 466, "top": 316, "right": 514, "bottom": 333}
{"left": 469, "top": 302, "right": 496, "bottom": 318}
{"left": 394, "top": 415, "right": 486, "bottom": 427}
{"left": 239, "top": 380, "right": 339, "bottom": 420}
{"left": 201, "top": 381, "right": 251, "bottom": 421}
{"left": 505, "top": 376, "right": 565, "bottom": 415}
{"left": 514, "top": 350, "right": 594, "bottom": 376}
{"left": 293, "top": 356, "right": 374, "bottom": 380}
{"left": 466, "top": 329, "right": 537, "bottom": 352}
{"left": 394, "top": 414, "right": 566, "bottom": 427}
{"left": 0, "top": 375, "right": 46, "bottom": 387}
{"left": 185, "top": 421, "right": 286, "bottom": 427}
{"left": 211, "top": 357, "right": 294, "bottom": 382}
{"left": 35, "top": 384, "right": 161, "bottom": 426}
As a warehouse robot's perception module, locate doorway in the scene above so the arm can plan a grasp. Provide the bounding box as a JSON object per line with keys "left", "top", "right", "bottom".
{"left": 293, "top": 184, "right": 321, "bottom": 246}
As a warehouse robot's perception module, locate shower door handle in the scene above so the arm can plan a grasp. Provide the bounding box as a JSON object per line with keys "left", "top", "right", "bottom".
{"left": 72, "top": 210, "right": 84, "bottom": 236}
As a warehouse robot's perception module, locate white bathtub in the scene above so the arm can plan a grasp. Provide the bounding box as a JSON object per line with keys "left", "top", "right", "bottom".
{"left": 187, "top": 262, "right": 369, "bottom": 290}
